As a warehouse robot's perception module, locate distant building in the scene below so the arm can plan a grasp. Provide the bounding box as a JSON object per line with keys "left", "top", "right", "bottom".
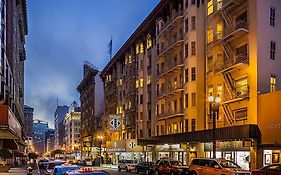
{"left": 54, "top": 105, "right": 69, "bottom": 148}
{"left": 45, "top": 129, "right": 55, "bottom": 152}
{"left": 33, "top": 119, "right": 49, "bottom": 155}
{"left": 64, "top": 101, "right": 81, "bottom": 155}
{"left": 24, "top": 105, "right": 34, "bottom": 138}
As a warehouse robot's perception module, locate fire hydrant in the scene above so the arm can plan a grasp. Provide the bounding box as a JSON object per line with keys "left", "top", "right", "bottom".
{"left": 27, "top": 166, "right": 33, "bottom": 175}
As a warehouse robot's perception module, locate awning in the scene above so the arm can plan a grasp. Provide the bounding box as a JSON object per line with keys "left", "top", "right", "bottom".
{"left": 0, "top": 129, "right": 18, "bottom": 139}
{"left": 138, "top": 124, "right": 260, "bottom": 146}
{"left": 3, "top": 139, "right": 19, "bottom": 150}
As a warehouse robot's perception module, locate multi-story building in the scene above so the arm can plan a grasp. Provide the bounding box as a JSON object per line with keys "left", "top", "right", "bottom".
{"left": 45, "top": 128, "right": 55, "bottom": 153}
{"left": 33, "top": 119, "right": 49, "bottom": 155}
{"left": 24, "top": 105, "right": 34, "bottom": 138}
{"left": 101, "top": 0, "right": 281, "bottom": 169}
{"left": 64, "top": 101, "right": 81, "bottom": 158}
{"left": 0, "top": 0, "right": 28, "bottom": 153}
{"left": 77, "top": 62, "right": 103, "bottom": 159}
{"left": 54, "top": 105, "right": 69, "bottom": 148}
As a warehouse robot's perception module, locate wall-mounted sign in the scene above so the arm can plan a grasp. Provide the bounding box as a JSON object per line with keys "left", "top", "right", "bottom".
{"left": 83, "top": 141, "right": 92, "bottom": 147}
{"left": 108, "top": 114, "right": 121, "bottom": 132}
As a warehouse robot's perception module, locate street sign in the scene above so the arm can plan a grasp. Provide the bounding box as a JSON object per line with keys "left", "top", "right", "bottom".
{"left": 108, "top": 114, "right": 121, "bottom": 131}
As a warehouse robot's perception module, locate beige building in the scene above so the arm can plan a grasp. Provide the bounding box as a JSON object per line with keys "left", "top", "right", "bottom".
{"left": 101, "top": 0, "right": 281, "bottom": 169}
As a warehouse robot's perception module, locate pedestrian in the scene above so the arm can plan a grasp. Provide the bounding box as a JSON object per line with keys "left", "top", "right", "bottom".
{"left": 27, "top": 166, "right": 33, "bottom": 175}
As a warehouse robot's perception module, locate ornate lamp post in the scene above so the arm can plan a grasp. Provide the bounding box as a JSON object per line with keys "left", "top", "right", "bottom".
{"left": 97, "top": 136, "right": 104, "bottom": 166}
{"left": 208, "top": 93, "right": 221, "bottom": 158}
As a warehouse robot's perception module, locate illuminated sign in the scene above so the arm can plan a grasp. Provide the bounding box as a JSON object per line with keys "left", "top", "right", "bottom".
{"left": 108, "top": 114, "right": 121, "bottom": 131}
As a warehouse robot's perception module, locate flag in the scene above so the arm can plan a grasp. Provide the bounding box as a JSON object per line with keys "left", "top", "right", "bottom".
{"left": 108, "top": 36, "right": 112, "bottom": 59}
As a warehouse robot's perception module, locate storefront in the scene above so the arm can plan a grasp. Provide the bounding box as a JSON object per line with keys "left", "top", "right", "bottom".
{"left": 106, "top": 139, "right": 144, "bottom": 165}
{"left": 154, "top": 144, "right": 187, "bottom": 165}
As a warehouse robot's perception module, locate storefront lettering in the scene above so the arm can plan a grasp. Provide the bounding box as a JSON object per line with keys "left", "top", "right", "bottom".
{"left": 265, "top": 123, "right": 281, "bottom": 129}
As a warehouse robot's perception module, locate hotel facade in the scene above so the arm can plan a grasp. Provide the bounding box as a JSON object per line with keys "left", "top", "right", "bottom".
{"left": 100, "top": 0, "right": 281, "bottom": 169}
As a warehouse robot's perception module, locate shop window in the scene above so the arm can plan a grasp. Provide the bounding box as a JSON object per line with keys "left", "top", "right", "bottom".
{"left": 207, "top": 0, "right": 213, "bottom": 16}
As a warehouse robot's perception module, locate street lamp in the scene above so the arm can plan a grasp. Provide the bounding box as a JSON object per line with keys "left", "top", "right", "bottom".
{"left": 208, "top": 93, "right": 221, "bottom": 159}
{"left": 97, "top": 136, "right": 104, "bottom": 166}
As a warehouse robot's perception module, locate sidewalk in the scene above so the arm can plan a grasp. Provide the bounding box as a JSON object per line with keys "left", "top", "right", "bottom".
{"left": 0, "top": 166, "right": 39, "bottom": 175}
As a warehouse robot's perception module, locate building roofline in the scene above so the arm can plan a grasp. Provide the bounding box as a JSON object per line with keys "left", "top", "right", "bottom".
{"left": 100, "top": 0, "right": 168, "bottom": 77}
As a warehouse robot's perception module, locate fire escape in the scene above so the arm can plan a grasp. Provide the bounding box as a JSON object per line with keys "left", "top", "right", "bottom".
{"left": 215, "top": 0, "right": 249, "bottom": 126}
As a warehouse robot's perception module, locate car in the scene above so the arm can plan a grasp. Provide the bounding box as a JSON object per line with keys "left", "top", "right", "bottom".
{"left": 252, "top": 164, "right": 281, "bottom": 175}
{"left": 62, "top": 167, "right": 110, "bottom": 175}
{"left": 45, "top": 160, "right": 66, "bottom": 174}
{"left": 118, "top": 159, "right": 138, "bottom": 172}
{"left": 50, "top": 164, "right": 79, "bottom": 175}
{"left": 77, "top": 160, "right": 86, "bottom": 166}
{"left": 188, "top": 158, "right": 250, "bottom": 175}
{"left": 38, "top": 159, "right": 49, "bottom": 169}
{"left": 135, "top": 161, "right": 154, "bottom": 174}
{"left": 154, "top": 159, "right": 189, "bottom": 175}
{"left": 85, "top": 158, "right": 93, "bottom": 166}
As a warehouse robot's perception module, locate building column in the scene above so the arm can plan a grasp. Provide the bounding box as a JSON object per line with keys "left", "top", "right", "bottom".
{"left": 152, "top": 145, "right": 157, "bottom": 162}
{"left": 250, "top": 140, "right": 258, "bottom": 170}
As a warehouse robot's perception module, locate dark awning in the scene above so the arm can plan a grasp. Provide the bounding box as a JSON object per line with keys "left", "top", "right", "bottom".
{"left": 138, "top": 124, "right": 260, "bottom": 146}
{"left": 3, "top": 139, "right": 19, "bottom": 150}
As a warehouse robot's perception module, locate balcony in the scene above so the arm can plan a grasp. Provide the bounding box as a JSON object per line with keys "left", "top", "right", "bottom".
{"left": 158, "top": 10, "right": 184, "bottom": 36}
{"left": 214, "top": 52, "right": 248, "bottom": 73}
{"left": 158, "top": 108, "right": 184, "bottom": 120}
{"left": 224, "top": 19, "right": 248, "bottom": 41}
{"left": 158, "top": 58, "right": 184, "bottom": 78}
{"left": 126, "top": 88, "right": 136, "bottom": 97}
{"left": 222, "top": 85, "right": 249, "bottom": 103}
{"left": 157, "top": 82, "right": 184, "bottom": 100}
{"left": 158, "top": 33, "right": 183, "bottom": 58}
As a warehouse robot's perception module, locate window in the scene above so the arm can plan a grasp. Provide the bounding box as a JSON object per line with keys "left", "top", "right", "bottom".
{"left": 185, "top": 119, "right": 188, "bottom": 132}
{"left": 191, "top": 67, "right": 196, "bottom": 81}
{"left": 191, "top": 16, "right": 196, "bottom": 30}
{"left": 128, "top": 55, "right": 132, "bottom": 64}
{"left": 207, "top": 0, "right": 213, "bottom": 16}
{"left": 185, "top": 93, "right": 188, "bottom": 108}
{"left": 270, "top": 41, "right": 276, "bottom": 60}
{"left": 136, "top": 44, "right": 139, "bottom": 54}
{"left": 191, "top": 119, "right": 196, "bottom": 131}
{"left": 270, "top": 7, "right": 276, "bottom": 27}
{"left": 207, "top": 27, "right": 213, "bottom": 44}
{"left": 147, "top": 75, "right": 152, "bottom": 85}
{"left": 185, "top": 68, "right": 189, "bottom": 82}
{"left": 207, "top": 56, "right": 213, "bottom": 72}
{"left": 185, "top": 18, "right": 189, "bottom": 33}
{"left": 270, "top": 75, "right": 277, "bottom": 92}
{"left": 139, "top": 59, "right": 143, "bottom": 70}
{"left": 185, "top": 0, "right": 188, "bottom": 8}
{"left": 140, "top": 78, "right": 144, "bottom": 88}
{"left": 191, "top": 41, "right": 196, "bottom": 55}
{"left": 147, "top": 34, "right": 152, "bottom": 49}
{"left": 217, "top": 83, "right": 223, "bottom": 97}
{"left": 191, "top": 0, "right": 195, "bottom": 5}
{"left": 191, "top": 92, "right": 196, "bottom": 106}
{"left": 185, "top": 43, "right": 189, "bottom": 57}
{"left": 136, "top": 80, "right": 139, "bottom": 88}
{"left": 217, "top": 23, "right": 223, "bottom": 40}
{"left": 140, "top": 43, "right": 144, "bottom": 53}
{"left": 217, "top": 0, "right": 222, "bottom": 10}
{"left": 236, "top": 78, "right": 248, "bottom": 96}
{"left": 140, "top": 95, "right": 143, "bottom": 104}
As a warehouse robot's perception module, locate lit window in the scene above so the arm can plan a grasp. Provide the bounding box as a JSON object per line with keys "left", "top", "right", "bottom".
{"left": 270, "top": 75, "right": 277, "bottom": 92}
{"left": 207, "top": 0, "right": 213, "bottom": 16}
{"left": 128, "top": 101, "right": 132, "bottom": 109}
{"left": 217, "top": 23, "right": 223, "bottom": 40}
{"left": 217, "top": 83, "right": 223, "bottom": 97}
{"left": 128, "top": 55, "right": 132, "bottom": 64}
{"left": 116, "top": 107, "right": 119, "bottom": 114}
{"left": 136, "top": 80, "right": 139, "bottom": 88}
{"left": 147, "top": 75, "right": 151, "bottom": 85}
{"left": 270, "top": 7, "right": 276, "bottom": 27}
{"left": 108, "top": 75, "right": 112, "bottom": 82}
{"left": 119, "top": 107, "right": 122, "bottom": 114}
{"left": 207, "top": 27, "right": 213, "bottom": 44}
{"left": 136, "top": 44, "right": 139, "bottom": 54}
{"left": 119, "top": 79, "right": 122, "bottom": 86}
{"left": 217, "top": 0, "right": 222, "bottom": 10}
{"left": 140, "top": 43, "right": 144, "bottom": 53}
{"left": 236, "top": 78, "right": 248, "bottom": 95}
{"left": 147, "top": 34, "right": 152, "bottom": 49}
{"left": 125, "top": 57, "right": 128, "bottom": 64}
{"left": 140, "top": 78, "right": 144, "bottom": 88}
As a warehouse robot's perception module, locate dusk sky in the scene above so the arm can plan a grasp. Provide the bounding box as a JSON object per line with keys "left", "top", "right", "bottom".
{"left": 25, "top": 0, "right": 160, "bottom": 128}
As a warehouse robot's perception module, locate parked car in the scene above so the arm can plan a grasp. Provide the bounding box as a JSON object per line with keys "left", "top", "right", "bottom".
{"left": 154, "top": 159, "right": 189, "bottom": 175}
{"left": 118, "top": 159, "right": 138, "bottom": 172}
{"left": 188, "top": 158, "right": 250, "bottom": 175}
{"left": 45, "top": 160, "right": 66, "bottom": 174}
{"left": 38, "top": 159, "right": 49, "bottom": 169}
{"left": 62, "top": 167, "right": 110, "bottom": 175}
{"left": 252, "top": 164, "right": 281, "bottom": 175}
{"left": 50, "top": 164, "right": 79, "bottom": 175}
{"left": 135, "top": 161, "right": 154, "bottom": 174}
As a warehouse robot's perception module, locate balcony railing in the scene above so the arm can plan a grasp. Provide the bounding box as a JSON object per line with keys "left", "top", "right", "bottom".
{"left": 158, "top": 58, "right": 184, "bottom": 77}
{"left": 214, "top": 52, "right": 248, "bottom": 73}
{"left": 158, "top": 33, "right": 183, "bottom": 57}
{"left": 158, "top": 10, "right": 184, "bottom": 35}
{"left": 157, "top": 82, "right": 184, "bottom": 99}
{"left": 223, "top": 85, "right": 249, "bottom": 102}
{"left": 158, "top": 108, "right": 184, "bottom": 119}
